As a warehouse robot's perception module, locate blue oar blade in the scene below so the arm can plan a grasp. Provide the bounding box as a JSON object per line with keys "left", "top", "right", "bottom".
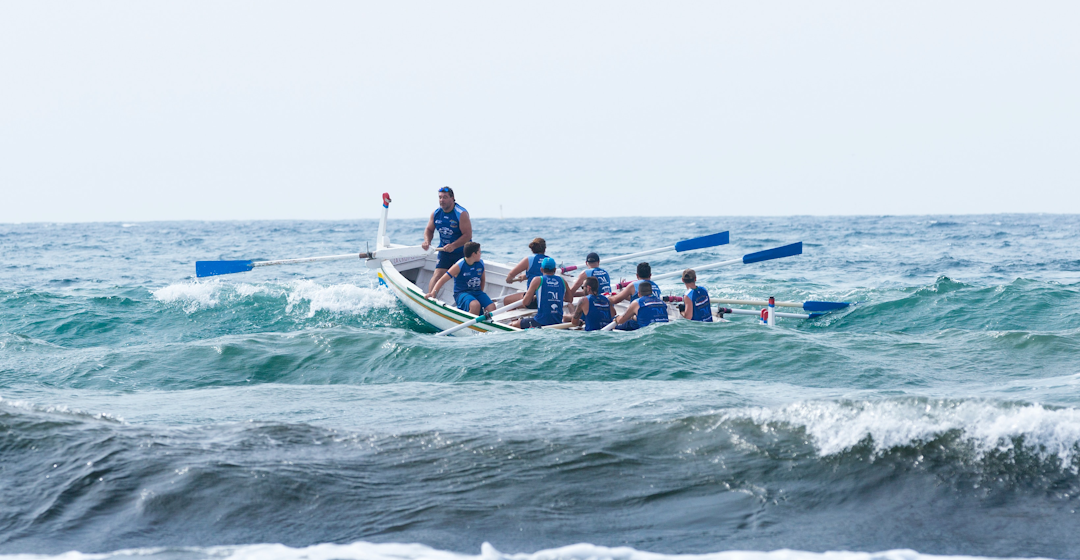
{"left": 196, "top": 260, "right": 254, "bottom": 278}
{"left": 742, "top": 242, "right": 802, "bottom": 264}
{"left": 674, "top": 231, "right": 730, "bottom": 252}
{"left": 803, "top": 300, "right": 850, "bottom": 312}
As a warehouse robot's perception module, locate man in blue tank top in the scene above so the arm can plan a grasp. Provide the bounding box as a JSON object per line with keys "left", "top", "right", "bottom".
{"left": 571, "top": 277, "right": 613, "bottom": 331}
{"left": 422, "top": 187, "right": 473, "bottom": 294}
{"left": 680, "top": 268, "right": 713, "bottom": 322}
{"left": 568, "top": 252, "right": 612, "bottom": 297}
{"left": 512, "top": 258, "right": 572, "bottom": 329}
{"left": 608, "top": 262, "right": 661, "bottom": 305}
{"left": 426, "top": 242, "right": 494, "bottom": 315}
{"left": 612, "top": 281, "right": 669, "bottom": 331}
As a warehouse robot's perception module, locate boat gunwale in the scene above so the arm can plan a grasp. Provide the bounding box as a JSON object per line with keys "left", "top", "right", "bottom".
{"left": 378, "top": 259, "right": 521, "bottom": 335}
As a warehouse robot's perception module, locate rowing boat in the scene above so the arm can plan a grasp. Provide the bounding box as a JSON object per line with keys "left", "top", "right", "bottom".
{"left": 366, "top": 195, "right": 849, "bottom": 336}
{"left": 194, "top": 192, "right": 852, "bottom": 335}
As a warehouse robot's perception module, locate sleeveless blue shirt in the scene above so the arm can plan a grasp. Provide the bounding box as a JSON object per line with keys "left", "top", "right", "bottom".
{"left": 525, "top": 253, "right": 548, "bottom": 288}
{"left": 452, "top": 258, "right": 484, "bottom": 294}
{"left": 636, "top": 295, "right": 669, "bottom": 327}
{"left": 686, "top": 286, "right": 713, "bottom": 322}
{"left": 433, "top": 204, "right": 468, "bottom": 248}
{"left": 534, "top": 274, "right": 566, "bottom": 326}
{"left": 584, "top": 267, "right": 611, "bottom": 294}
{"left": 583, "top": 294, "right": 612, "bottom": 331}
{"left": 632, "top": 279, "right": 661, "bottom": 301}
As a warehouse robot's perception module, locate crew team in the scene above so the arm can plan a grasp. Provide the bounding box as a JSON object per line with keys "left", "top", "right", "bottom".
{"left": 421, "top": 187, "right": 714, "bottom": 331}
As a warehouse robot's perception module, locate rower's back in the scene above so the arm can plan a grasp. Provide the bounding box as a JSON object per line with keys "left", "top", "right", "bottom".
{"left": 636, "top": 295, "right": 669, "bottom": 327}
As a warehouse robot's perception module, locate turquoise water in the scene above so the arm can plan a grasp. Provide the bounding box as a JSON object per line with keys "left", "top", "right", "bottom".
{"left": 2, "top": 215, "right": 1079, "bottom": 559}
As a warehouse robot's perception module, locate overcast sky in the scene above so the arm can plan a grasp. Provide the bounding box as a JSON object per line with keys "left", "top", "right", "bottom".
{"left": 1, "top": 1, "right": 1078, "bottom": 222}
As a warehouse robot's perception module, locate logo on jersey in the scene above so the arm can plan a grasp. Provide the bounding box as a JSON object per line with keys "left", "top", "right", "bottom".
{"left": 467, "top": 277, "right": 481, "bottom": 289}
{"left": 438, "top": 227, "right": 454, "bottom": 237}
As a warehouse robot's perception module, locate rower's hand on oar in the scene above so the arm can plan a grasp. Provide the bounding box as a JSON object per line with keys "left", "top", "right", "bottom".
{"left": 426, "top": 290, "right": 438, "bottom": 299}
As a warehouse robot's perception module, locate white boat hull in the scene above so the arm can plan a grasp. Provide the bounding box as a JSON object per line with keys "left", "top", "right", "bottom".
{"left": 374, "top": 252, "right": 526, "bottom": 336}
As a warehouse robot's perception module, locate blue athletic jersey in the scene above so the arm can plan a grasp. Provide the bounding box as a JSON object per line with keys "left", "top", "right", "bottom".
{"left": 632, "top": 279, "right": 661, "bottom": 301}
{"left": 686, "top": 286, "right": 713, "bottom": 322}
{"left": 433, "top": 204, "right": 468, "bottom": 248}
{"left": 583, "top": 294, "right": 612, "bottom": 331}
{"left": 636, "top": 295, "right": 669, "bottom": 327}
{"left": 585, "top": 267, "right": 611, "bottom": 294}
{"left": 525, "top": 253, "right": 548, "bottom": 288}
{"left": 452, "top": 258, "right": 484, "bottom": 294}
{"left": 534, "top": 274, "right": 566, "bottom": 326}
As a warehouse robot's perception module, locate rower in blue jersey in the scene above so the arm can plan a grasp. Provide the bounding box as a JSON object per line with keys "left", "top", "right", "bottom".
{"left": 502, "top": 238, "right": 548, "bottom": 309}
{"left": 512, "top": 258, "right": 572, "bottom": 329}
{"left": 680, "top": 268, "right": 713, "bottom": 322}
{"left": 568, "top": 252, "right": 612, "bottom": 297}
{"left": 426, "top": 242, "right": 495, "bottom": 315}
{"left": 422, "top": 186, "right": 473, "bottom": 294}
{"left": 571, "top": 277, "right": 613, "bottom": 331}
{"left": 612, "top": 281, "right": 669, "bottom": 331}
{"left": 608, "top": 262, "right": 661, "bottom": 305}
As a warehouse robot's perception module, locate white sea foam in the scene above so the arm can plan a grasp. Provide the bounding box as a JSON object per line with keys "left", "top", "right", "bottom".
{"left": 0, "top": 541, "right": 1055, "bottom": 560}
{"left": 729, "top": 399, "right": 1080, "bottom": 463}
{"left": 0, "top": 396, "right": 123, "bottom": 423}
{"left": 151, "top": 280, "right": 394, "bottom": 316}
{"left": 285, "top": 280, "right": 397, "bottom": 317}
{"left": 151, "top": 281, "right": 221, "bottom": 312}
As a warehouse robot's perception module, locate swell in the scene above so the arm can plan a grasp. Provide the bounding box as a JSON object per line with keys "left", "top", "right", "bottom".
{"left": 1, "top": 397, "right": 1078, "bottom": 556}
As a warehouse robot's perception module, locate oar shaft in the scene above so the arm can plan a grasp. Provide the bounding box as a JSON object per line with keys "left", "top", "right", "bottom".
{"left": 435, "top": 299, "right": 526, "bottom": 336}
{"left": 251, "top": 254, "right": 359, "bottom": 268}
{"left": 652, "top": 258, "right": 741, "bottom": 281}
{"left": 711, "top": 298, "right": 805, "bottom": 309}
{"left": 710, "top": 298, "right": 850, "bottom": 311}
{"left": 600, "top": 245, "right": 675, "bottom": 266}
{"left": 723, "top": 308, "right": 812, "bottom": 320}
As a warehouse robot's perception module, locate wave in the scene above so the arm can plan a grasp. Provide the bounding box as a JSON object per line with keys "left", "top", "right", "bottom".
{"left": 719, "top": 398, "right": 1080, "bottom": 465}
{"left": 2, "top": 395, "right": 1078, "bottom": 557}
{"left": 0, "top": 541, "right": 1059, "bottom": 560}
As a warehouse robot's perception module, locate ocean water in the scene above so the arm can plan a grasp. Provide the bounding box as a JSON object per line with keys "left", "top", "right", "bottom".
{"left": 2, "top": 215, "right": 1079, "bottom": 560}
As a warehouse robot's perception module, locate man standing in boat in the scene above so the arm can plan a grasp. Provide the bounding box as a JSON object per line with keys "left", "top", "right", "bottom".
{"left": 422, "top": 186, "right": 473, "bottom": 294}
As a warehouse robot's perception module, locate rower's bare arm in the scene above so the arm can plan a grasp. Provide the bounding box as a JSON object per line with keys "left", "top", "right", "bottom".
{"left": 422, "top": 213, "right": 435, "bottom": 251}
{"left": 609, "top": 284, "right": 633, "bottom": 304}
{"left": 522, "top": 278, "right": 541, "bottom": 306}
{"left": 616, "top": 301, "right": 639, "bottom": 325}
{"left": 571, "top": 300, "right": 586, "bottom": 327}
{"left": 682, "top": 295, "right": 693, "bottom": 320}
{"left": 568, "top": 272, "right": 586, "bottom": 297}
{"left": 506, "top": 258, "right": 528, "bottom": 283}
{"left": 480, "top": 270, "right": 486, "bottom": 292}
{"left": 562, "top": 278, "right": 574, "bottom": 302}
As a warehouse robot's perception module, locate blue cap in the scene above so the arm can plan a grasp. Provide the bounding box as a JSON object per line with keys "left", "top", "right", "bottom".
{"left": 541, "top": 257, "right": 557, "bottom": 270}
